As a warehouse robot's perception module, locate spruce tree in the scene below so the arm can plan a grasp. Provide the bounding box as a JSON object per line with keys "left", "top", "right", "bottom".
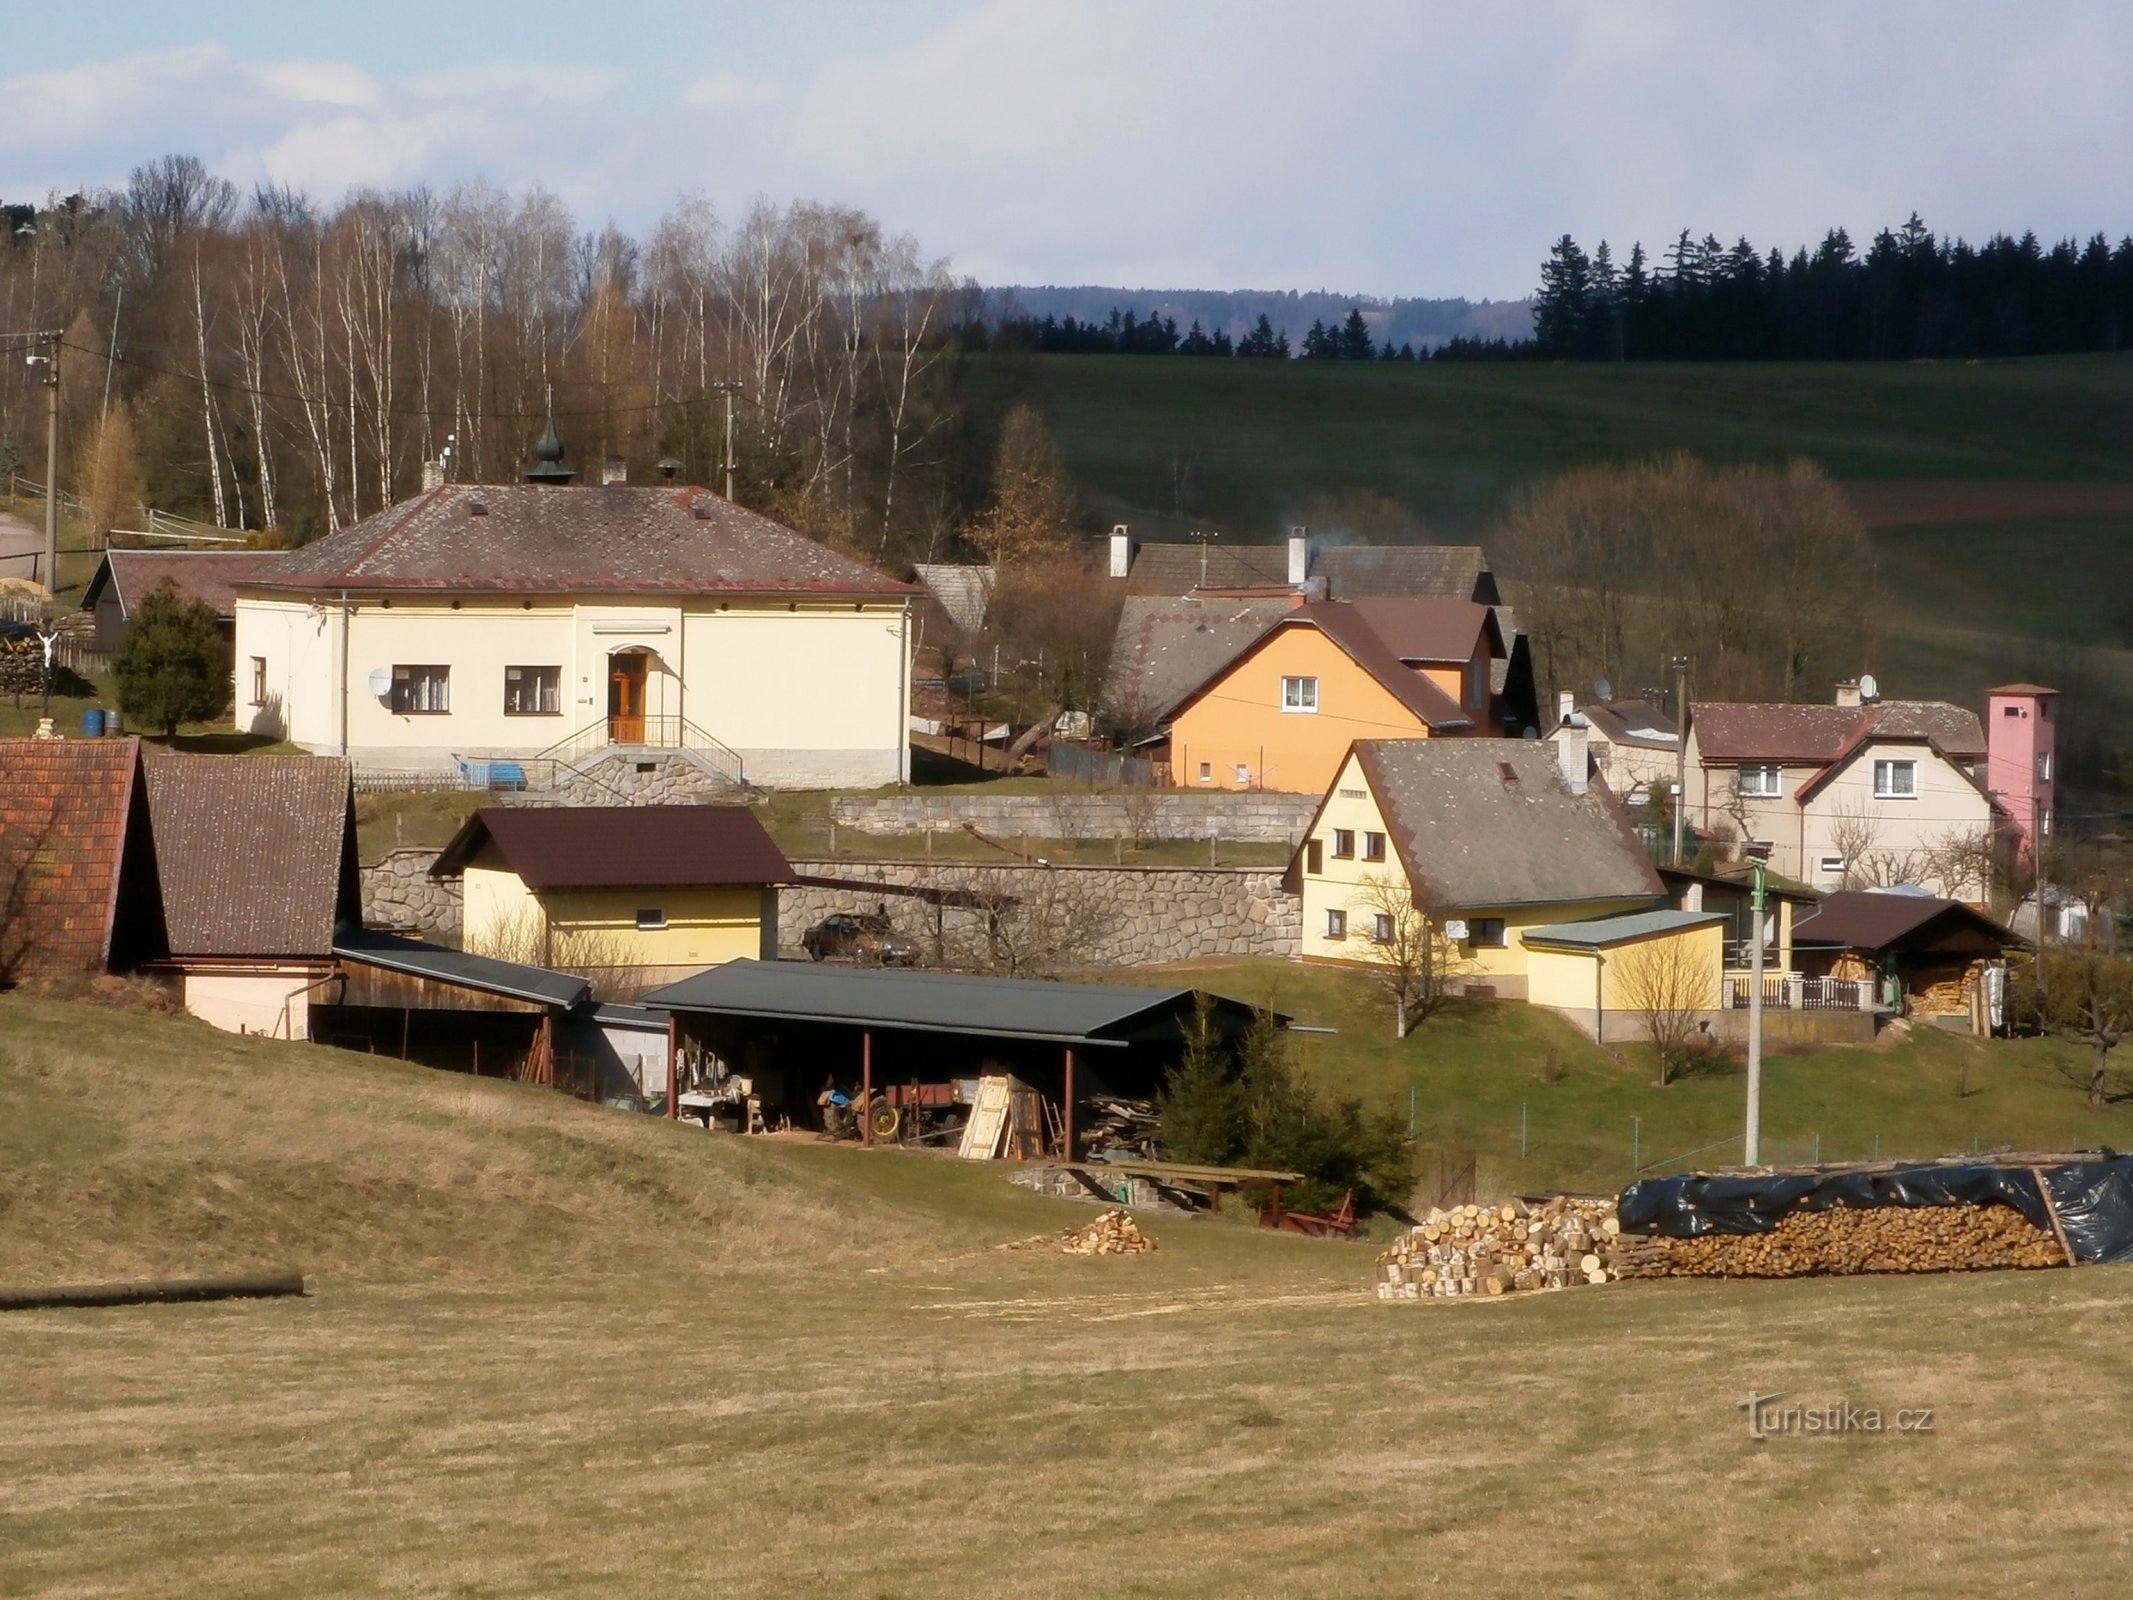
{"left": 114, "top": 580, "right": 231, "bottom": 737}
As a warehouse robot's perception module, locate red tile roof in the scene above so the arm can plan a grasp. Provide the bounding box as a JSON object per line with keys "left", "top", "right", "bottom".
{"left": 82, "top": 550, "right": 288, "bottom": 621}
{"left": 244, "top": 485, "right": 916, "bottom": 598}
{"left": 143, "top": 755, "right": 359, "bottom": 957}
{"left": 0, "top": 738, "right": 158, "bottom": 980}
{"left": 430, "top": 805, "right": 795, "bottom": 891}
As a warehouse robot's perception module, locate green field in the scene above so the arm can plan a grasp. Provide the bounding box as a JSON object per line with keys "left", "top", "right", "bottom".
{"left": 6, "top": 994, "right": 2133, "bottom": 1598}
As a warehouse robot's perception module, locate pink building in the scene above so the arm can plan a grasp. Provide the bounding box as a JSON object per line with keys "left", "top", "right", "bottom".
{"left": 1985, "top": 684, "right": 2057, "bottom": 859}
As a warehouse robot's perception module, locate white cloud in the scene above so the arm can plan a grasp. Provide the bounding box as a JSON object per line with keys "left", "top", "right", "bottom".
{"left": 682, "top": 73, "right": 777, "bottom": 108}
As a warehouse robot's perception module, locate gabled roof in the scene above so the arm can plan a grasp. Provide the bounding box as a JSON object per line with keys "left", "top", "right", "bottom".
{"left": 1581, "top": 699, "right": 1679, "bottom": 751}
{"left": 1103, "top": 594, "right": 1292, "bottom": 722}
{"left": 1792, "top": 891, "right": 2018, "bottom": 953}
{"left": 143, "top": 754, "right": 359, "bottom": 958}
{"left": 642, "top": 958, "right": 1269, "bottom": 1046}
{"left": 243, "top": 484, "right": 917, "bottom": 599}
{"left": 333, "top": 930, "right": 590, "bottom": 1008}
{"left": 82, "top": 550, "right": 288, "bottom": 621}
{"left": 1693, "top": 699, "right": 1986, "bottom": 765}
{"left": 910, "top": 563, "right": 995, "bottom": 633}
{"left": 1339, "top": 738, "right": 1665, "bottom": 910}
{"left": 431, "top": 805, "right": 794, "bottom": 890}
{"left": 1342, "top": 598, "right": 1502, "bottom": 666}
{"left": 1121, "top": 540, "right": 1495, "bottom": 602}
{"left": 0, "top": 737, "right": 162, "bottom": 980}
{"left": 1522, "top": 908, "right": 1725, "bottom": 950}
{"left": 1656, "top": 864, "right": 1820, "bottom": 908}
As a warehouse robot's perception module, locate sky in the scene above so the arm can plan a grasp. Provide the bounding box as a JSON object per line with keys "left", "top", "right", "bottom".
{"left": 4, "top": 0, "right": 2130, "bottom": 301}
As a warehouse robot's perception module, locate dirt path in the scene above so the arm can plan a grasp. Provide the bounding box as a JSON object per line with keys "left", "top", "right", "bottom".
{"left": 0, "top": 511, "right": 41, "bottom": 581}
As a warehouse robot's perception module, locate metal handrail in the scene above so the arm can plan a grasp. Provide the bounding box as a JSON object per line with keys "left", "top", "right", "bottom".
{"left": 526, "top": 714, "right": 746, "bottom": 785}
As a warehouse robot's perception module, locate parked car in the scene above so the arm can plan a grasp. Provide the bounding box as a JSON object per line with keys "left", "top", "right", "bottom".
{"left": 801, "top": 911, "right": 920, "bottom": 966}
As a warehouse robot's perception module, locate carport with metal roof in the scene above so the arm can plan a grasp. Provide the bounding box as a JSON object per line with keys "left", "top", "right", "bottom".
{"left": 641, "top": 960, "right": 1270, "bottom": 1157}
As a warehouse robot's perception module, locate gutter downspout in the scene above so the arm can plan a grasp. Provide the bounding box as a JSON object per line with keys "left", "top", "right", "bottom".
{"left": 338, "top": 589, "right": 351, "bottom": 758}
{"left": 898, "top": 597, "right": 912, "bottom": 786}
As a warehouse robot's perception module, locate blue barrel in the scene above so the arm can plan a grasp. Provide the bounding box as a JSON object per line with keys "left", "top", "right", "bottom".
{"left": 82, "top": 708, "right": 105, "bottom": 738}
{"left": 102, "top": 709, "right": 121, "bottom": 737}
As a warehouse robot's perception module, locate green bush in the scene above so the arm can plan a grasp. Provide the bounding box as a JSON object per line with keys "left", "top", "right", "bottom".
{"left": 114, "top": 580, "right": 229, "bottom": 737}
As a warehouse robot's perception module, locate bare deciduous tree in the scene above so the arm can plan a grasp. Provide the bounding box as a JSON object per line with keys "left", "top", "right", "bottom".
{"left": 1350, "top": 873, "right": 1470, "bottom": 1038}
{"left": 1616, "top": 935, "right": 1718, "bottom": 1085}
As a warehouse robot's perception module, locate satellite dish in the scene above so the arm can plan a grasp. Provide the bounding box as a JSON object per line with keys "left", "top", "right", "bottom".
{"left": 1520, "top": 726, "right": 1540, "bottom": 740}
{"left": 1858, "top": 672, "right": 1879, "bottom": 701}
{"left": 1592, "top": 676, "right": 1613, "bottom": 702}
{"left": 366, "top": 667, "right": 392, "bottom": 696}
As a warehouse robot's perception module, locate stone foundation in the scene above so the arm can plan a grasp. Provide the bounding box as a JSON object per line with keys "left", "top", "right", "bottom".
{"left": 829, "top": 791, "right": 1315, "bottom": 843}
{"left": 362, "top": 848, "right": 463, "bottom": 937}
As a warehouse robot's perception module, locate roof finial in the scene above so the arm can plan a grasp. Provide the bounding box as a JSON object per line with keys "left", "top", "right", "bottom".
{"left": 523, "top": 385, "right": 576, "bottom": 485}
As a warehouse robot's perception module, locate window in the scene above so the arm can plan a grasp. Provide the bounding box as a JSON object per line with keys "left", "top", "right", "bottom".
{"left": 1234, "top": 763, "right": 1250, "bottom": 784}
{"left": 1281, "top": 675, "right": 1319, "bottom": 712}
{"left": 1305, "top": 840, "right": 1323, "bottom": 874}
{"left": 1372, "top": 913, "right": 1395, "bottom": 944}
{"left": 1324, "top": 908, "right": 1347, "bottom": 940}
{"left": 389, "top": 664, "right": 450, "bottom": 714}
{"left": 1873, "top": 759, "right": 1917, "bottom": 798}
{"left": 1736, "top": 764, "right": 1781, "bottom": 798}
{"left": 635, "top": 908, "right": 667, "bottom": 931}
{"left": 1362, "top": 831, "right": 1387, "bottom": 862}
{"left": 2041, "top": 807, "right": 2053, "bottom": 838}
{"left": 1197, "top": 762, "right": 1212, "bottom": 784}
{"left": 1467, "top": 917, "right": 1507, "bottom": 948}
{"left": 503, "top": 665, "right": 561, "bottom": 715}
{"left": 1338, "top": 787, "right": 1367, "bottom": 800}
{"left": 1465, "top": 658, "right": 1485, "bottom": 708}
{"left": 1332, "top": 829, "right": 1356, "bottom": 859}
{"left": 2038, "top": 752, "right": 2053, "bottom": 781}
{"left": 1818, "top": 856, "right": 1845, "bottom": 877}
{"left": 248, "top": 656, "right": 267, "bottom": 706}
{"left": 2002, "top": 704, "right": 2023, "bottom": 717}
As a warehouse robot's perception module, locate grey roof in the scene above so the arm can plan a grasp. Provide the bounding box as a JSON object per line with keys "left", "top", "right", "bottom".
{"left": 1103, "top": 594, "right": 1291, "bottom": 721}
{"left": 245, "top": 484, "right": 916, "bottom": 599}
{"left": 911, "top": 563, "right": 996, "bottom": 632}
{"left": 642, "top": 959, "right": 1258, "bottom": 1047}
{"left": 1351, "top": 739, "right": 1666, "bottom": 910}
{"left": 1522, "top": 908, "right": 1726, "bottom": 950}
{"left": 1122, "top": 540, "right": 1495, "bottom": 602}
{"left": 1582, "top": 699, "right": 1679, "bottom": 751}
{"left": 333, "top": 931, "right": 590, "bottom": 1008}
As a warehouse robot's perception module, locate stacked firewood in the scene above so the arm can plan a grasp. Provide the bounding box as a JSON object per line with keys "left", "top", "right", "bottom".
{"left": 1062, "top": 1207, "right": 1155, "bottom": 1256}
{"left": 1607, "top": 1202, "right": 2067, "bottom": 1279}
{"left": 1081, "top": 1096, "right": 1163, "bottom": 1159}
{"left": 1374, "top": 1196, "right": 1620, "bottom": 1300}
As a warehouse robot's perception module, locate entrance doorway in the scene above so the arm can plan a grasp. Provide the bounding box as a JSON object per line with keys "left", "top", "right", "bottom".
{"left": 608, "top": 651, "right": 648, "bottom": 742}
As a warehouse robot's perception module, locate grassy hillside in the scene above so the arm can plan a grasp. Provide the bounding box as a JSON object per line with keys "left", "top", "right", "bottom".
{"left": 7, "top": 996, "right": 2133, "bottom": 1598}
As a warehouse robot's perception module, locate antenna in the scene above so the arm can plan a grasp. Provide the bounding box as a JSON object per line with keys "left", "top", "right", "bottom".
{"left": 1591, "top": 676, "right": 1613, "bottom": 703}
{"left": 1858, "top": 672, "right": 1880, "bottom": 702}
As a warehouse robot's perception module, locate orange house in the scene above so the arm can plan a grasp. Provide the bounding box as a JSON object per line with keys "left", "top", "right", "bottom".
{"left": 1167, "top": 599, "right": 1500, "bottom": 793}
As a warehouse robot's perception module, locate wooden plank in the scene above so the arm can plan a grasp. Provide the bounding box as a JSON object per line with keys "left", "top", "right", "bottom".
{"left": 2031, "top": 1166, "right": 2081, "bottom": 1267}
{"left": 1062, "top": 1158, "right": 1306, "bottom": 1185}
{"left": 957, "top": 1075, "right": 1012, "bottom": 1160}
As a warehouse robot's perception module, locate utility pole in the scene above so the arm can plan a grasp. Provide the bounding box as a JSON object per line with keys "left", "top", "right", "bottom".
{"left": 712, "top": 382, "right": 740, "bottom": 500}
{"left": 1670, "top": 654, "right": 1690, "bottom": 865}
{"left": 29, "top": 334, "right": 59, "bottom": 596}
{"left": 1744, "top": 844, "right": 1770, "bottom": 1167}
{"left": 1189, "top": 527, "right": 1220, "bottom": 587}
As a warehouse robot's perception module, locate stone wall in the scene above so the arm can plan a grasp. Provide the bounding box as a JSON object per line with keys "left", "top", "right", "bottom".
{"left": 780, "top": 858, "right": 1299, "bottom": 966}
{"left": 363, "top": 848, "right": 463, "bottom": 937}
{"left": 828, "top": 791, "right": 1316, "bottom": 844}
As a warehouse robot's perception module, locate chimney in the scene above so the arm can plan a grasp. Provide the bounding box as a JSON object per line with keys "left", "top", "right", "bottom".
{"left": 601, "top": 456, "right": 627, "bottom": 487}
{"left": 1108, "top": 524, "right": 1132, "bottom": 580}
{"left": 1556, "top": 721, "right": 1589, "bottom": 794}
{"left": 1287, "top": 526, "right": 1309, "bottom": 586}
{"left": 1835, "top": 680, "right": 1862, "bottom": 708}
{"left": 420, "top": 459, "right": 444, "bottom": 493}
{"left": 1556, "top": 688, "right": 1576, "bottom": 726}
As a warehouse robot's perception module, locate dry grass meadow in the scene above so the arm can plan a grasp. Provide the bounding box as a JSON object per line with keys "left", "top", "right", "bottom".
{"left": 5, "top": 995, "right": 2133, "bottom": 1598}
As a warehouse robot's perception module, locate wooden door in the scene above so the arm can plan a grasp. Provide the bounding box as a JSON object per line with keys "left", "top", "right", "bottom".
{"left": 608, "top": 654, "right": 647, "bottom": 743}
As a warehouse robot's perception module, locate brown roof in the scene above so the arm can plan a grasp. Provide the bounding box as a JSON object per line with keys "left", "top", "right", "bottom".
{"left": 0, "top": 738, "right": 162, "bottom": 980}
{"left": 431, "top": 805, "right": 795, "bottom": 890}
{"left": 1692, "top": 699, "right": 1985, "bottom": 765}
{"left": 82, "top": 550, "right": 288, "bottom": 621}
{"left": 1122, "top": 540, "right": 1495, "bottom": 602}
{"left": 1792, "top": 891, "right": 2017, "bottom": 952}
{"left": 245, "top": 485, "right": 917, "bottom": 598}
{"left": 1347, "top": 739, "right": 1664, "bottom": 909}
{"left": 1986, "top": 683, "right": 2058, "bottom": 696}
{"left": 143, "top": 754, "right": 359, "bottom": 957}
{"left": 1289, "top": 604, "right": 1473, "bottom": 729}
{"left": 1342, "top": 598, "right": 1501, "bottom": 665}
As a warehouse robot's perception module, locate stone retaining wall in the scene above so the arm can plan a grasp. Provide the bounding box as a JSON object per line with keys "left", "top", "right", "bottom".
{"left": 781, "top": 858, "right": 1298, "bottom": 966}
{"left": 362, "top": 848, "right": 463, "bottom": 937}
{"left": 828, "top": 791, "right": 1316, "bottom": 843}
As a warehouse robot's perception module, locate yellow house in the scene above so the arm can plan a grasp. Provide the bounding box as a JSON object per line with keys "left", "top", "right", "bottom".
{"left": 430, "top": 805, "right": 794, "bottom": 993}
{"left": 1291, "top": 739, "right": 1664, "bottom": 998}
{"left": 1161, "top": 599, "right": 1500, "bottom": 794}
{"left": 233, "top": 476, "right": 916, "bottom": 790}
{"left": 1522, "top": 909, "right": 1726, "bottom": 1042}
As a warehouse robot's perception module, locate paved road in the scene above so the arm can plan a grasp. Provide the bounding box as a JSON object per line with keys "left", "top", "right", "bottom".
{"left": 0, "top": 510, "right": 45, "bottom": 583}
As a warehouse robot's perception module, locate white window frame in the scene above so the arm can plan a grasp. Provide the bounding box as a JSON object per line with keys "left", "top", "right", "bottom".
{"left": 389, "top": 664, "right": 450, "bottom": 715}
{"left": 1233, "top": 763, "right": 1251, "bottom": 785}
{"left": 248, "top": 655, "right": 267, "bottom": 707}
{"left": 2038, "top": 752, "right": 2053, "bottom": 782}
{"left": 1735, "top": 764, "right": 1781, "bottom": 798}
{"left": 1818, "top": 855, "right": 1845, "bottom": 877}
{"left": 1280, "top": 675, "right": 1320, "bottom": 713}
{"left": 1197, "top": 762, "right": 1212, "bottom": 784}
{"left": 1873, "top": 758, "right": 1918, "bottom": 799}
{"left": 1324, "top": 908, "right": 1347, "bottom": 940}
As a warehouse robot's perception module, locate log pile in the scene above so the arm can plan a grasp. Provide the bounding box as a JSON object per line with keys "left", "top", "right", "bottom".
{"left": 1081, "top": 1096, "right": 1163, "bottom": 1160}
{"left": 1062, "top": 1207, "right": 1155, "bottom": 1256}
{"left": 1374, "top": 1196, "right": 1620, "bottom": 1300}
{"left": 1607, "top": 1202, "right": 2066, "bottom": 1279}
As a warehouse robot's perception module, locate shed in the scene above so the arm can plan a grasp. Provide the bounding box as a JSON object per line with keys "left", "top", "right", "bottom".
{"left": 318, "top": 930, "right": 590, "bottom": 1080}
{"left": 1791, "top": 891, "right": 2021, "bottom": 1016}
{"left": 642, "top": 959, "right": 1271, "bottom": 1156}
{"left": 1521, "top": 908, "right": 1726, "bottom": 1042}
{"left": 81, "top": 549, "right": 287, "bottom": 653}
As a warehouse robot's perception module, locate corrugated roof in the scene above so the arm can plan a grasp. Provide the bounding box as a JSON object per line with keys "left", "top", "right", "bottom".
{"left": 333, "top": 930, "right": 590, "bottom": 1007}
{"left": 1792, "top": 892, "right": 2018, "bottom": 952}
{"left": 245, "top": 484, "right": 916, "bottom": 598}
{"left": 1353, "top": 739, "right": 1666, "bottom": 909}
{"left": 430, "top": 805, "right": 794, "bottom": 890}
{"left": 642, "top": 959, "right": 1255, "bottom": 1045}
{"left": 143, "top": 754, "right": 358, "bottom": 957}
{"left": 82, "top": 550, "right": 288, "bottom": 621}
{"left": 1522, "top": 908, "right": 1725, "bottom": 949}
{"left": 1121, "top": 540, "right": 1495, "bottom": 602}
{"left": 0, "top": 738, "right": 157, "bottom": 979}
